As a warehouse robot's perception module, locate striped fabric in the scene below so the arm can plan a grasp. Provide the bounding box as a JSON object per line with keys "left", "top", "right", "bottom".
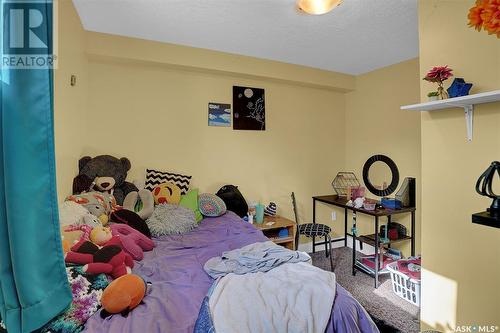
{"left": 264, "top": 202, "right": 277, "bottom": 216}
{"left": 145, "top": 169, "right": 192, "bottom": 194}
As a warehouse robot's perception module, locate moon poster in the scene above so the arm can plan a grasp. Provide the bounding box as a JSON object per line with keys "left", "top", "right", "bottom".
{"left": 208, "top": 103, "right": 231, "bottom": 127}
{"left": 233, "top": 86, "right": 265, "bottom": 130}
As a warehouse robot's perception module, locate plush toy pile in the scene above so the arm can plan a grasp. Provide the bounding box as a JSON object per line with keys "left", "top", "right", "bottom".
{"left": 60, "top": 155, "right": 158, "bottom": 321}
{"left": 58, "top": 156, "right": 257, "bottom": 324}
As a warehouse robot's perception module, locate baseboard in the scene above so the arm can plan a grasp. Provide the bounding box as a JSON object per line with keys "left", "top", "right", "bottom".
{"left": 298, "top": 235, "right": 375, "bottom": 255}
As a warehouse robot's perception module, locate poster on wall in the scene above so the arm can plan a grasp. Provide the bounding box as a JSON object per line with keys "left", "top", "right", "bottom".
{"left": 233, "top": 86, "right": 265, "bottom": 130}
{"left": 208, "top": 103, "right": 231, "bottom": 127}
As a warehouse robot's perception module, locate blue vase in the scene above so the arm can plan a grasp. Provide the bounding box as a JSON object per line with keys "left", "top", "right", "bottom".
{"left": 447, "top": 78, "right": 473, "bottom": 98}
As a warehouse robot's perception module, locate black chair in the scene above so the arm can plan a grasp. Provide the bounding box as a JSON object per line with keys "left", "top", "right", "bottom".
{"left": 291, "top": 192, "right": 334, "bottom": 271}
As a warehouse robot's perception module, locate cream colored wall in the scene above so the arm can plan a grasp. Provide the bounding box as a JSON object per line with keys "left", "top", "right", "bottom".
{"left": 54, "top": 1, "right": 500, "bottom": 330}
{"left": 341, "top": 59, "right": 421, "bottom": 255}
{"left": 419, "top": 1, "right": 500, "bottom": 331}
{"left": 54, "top": 0, "right": 88, "bottom": 202}
{"left": 85, "top": 31, "right": 355, "bottom": 93}
{"left": 84, "top": 57, "right": 345, "bottom": 224}
{"left": 54, "top": 2, "right": 421, "bottom": 250}
{"left": 54, "top": 2, "right": 353, "bottom": 225}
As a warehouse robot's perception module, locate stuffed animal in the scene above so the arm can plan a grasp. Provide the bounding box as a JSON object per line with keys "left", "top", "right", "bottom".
{"left": 72, "top": 155, "right": 138, "bottom": 205}
{"left": 59, "top": 201, "right": 100, "bottom": 252}
{"left": 264, "top": 202, "right": 277, "bottom": 216}
{"left": 64, "top": 224, "right": 92, "bottom": 242}
{"left": 152, "top": 182, "right": 181, "bottom": 205}
{"left": 110, "top": 223, "right": 155, "bottom": 260}
{"left": 100, "top": 274, "right": 148, "bottom": 318}
{"left": 62, "top": 239, "right": 72, "bottom": 254}
{"left": 65, "top": 229, "right": 133, "bottom": 279}
{"left": 66, "top": 192, "right": 116, "bottom": 225}
{"left": 111, "top": 209, "right": 151, "bottom": 238}
{"left": 61, "top": 225, "right": 84, "bottom": 254}
{"left": 89, "top": 226, "right": 114, "bottom": 245}
{"left": 59, "top": 201, "right": 101, "bottom": 227}
{"left": 123, "top": 189, "right": 154, "bottom": 220}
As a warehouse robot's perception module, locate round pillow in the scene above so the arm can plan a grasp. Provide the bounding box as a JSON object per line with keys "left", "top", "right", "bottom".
{"left": 146, "top": 204, "right": 197, "bottom": 237}
{"left": 198, "top": 193, "right": 227, "bottom": 217}
{"left": 152, "top": 182, "right": 181, "bottom": 205}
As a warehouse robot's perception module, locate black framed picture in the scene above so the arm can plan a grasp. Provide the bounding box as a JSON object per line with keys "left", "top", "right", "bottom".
{"left": 233, "top": 86, "right": 265, "bottom": 130}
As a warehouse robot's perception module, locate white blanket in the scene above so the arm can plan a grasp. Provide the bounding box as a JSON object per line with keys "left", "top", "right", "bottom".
{"left": 209, "top": 262, "right": 336, "bottom": 333}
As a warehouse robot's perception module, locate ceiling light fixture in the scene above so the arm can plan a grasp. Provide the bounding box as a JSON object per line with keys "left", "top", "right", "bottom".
{"left": 297, "top": 0, "right": 343, "bottom": 15}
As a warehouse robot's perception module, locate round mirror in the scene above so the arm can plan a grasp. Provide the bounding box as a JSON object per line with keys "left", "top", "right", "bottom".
{"left": 363, "top": 155, "right": 399, "bottom": 197}
{"left": 368, "top": 161, "right": 393, "bottom": 191}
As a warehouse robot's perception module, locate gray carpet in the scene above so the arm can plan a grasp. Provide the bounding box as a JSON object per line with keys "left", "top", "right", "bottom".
{"left": 311, "top": 247, "right": 420, "bottom": 333}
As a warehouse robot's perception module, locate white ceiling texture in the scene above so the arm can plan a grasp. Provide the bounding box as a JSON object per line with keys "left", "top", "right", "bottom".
{"left": 73, "top": 0, "right": 419, "bottom": 75}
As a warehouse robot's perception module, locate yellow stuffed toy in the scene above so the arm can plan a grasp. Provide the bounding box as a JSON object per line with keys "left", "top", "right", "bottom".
{"left": 89, "top": 226, "right": 113, "bottom": 246}
{"left": 60, "top": 226, "right": 84, "bottom": 253}
{"left": 152, "top": 182, "right": 181, "bottom": 205}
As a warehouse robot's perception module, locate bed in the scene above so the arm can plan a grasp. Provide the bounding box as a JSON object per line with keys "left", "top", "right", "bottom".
{"left": 82, "top": 211, "right": 378, "bottom": 333}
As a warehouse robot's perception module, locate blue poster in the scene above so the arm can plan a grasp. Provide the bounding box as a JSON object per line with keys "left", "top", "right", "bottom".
{"left": 208, "top": 103, "right": 231, "bottom": 127}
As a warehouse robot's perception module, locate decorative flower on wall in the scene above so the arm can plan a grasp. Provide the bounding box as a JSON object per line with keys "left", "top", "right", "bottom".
{"left": 468, "top": 0, "right": 500, "bottom": 38}
{"left": 423, "top": 66, "right": 454, "bottom": 100}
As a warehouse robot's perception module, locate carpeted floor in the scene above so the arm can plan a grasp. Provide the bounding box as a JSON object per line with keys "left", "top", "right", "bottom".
{"left": 311, "top": 247, "right": 420, "bottom": 333}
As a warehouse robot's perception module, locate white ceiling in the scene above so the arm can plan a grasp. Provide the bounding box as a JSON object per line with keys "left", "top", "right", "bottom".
{"left": 72, "top": 0, "right": 419, "bottom": 75}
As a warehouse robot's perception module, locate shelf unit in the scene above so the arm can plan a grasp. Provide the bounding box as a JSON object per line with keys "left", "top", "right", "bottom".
{"left": 312, "top": 195, "right": 415, "bottom": 288}
{"left": 358, "top": 233, "right": 412, "bottom": 247}
{"left": 354, "top": 259, "right": 391, "bottom": 276}
{"left": 269, "top": 236, "right": 295, "bottom": 245}
{"left": 401, "top": 90, "right": 500, "bottom": 142}
{"left": 353, "top": 233, "right": 411, "bottom": 281}
{"left": 254, "top": 215, "right": 296, "bottom": 250}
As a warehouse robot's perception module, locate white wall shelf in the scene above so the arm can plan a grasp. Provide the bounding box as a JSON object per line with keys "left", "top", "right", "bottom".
{"left": 401, "top": 90, "right": 500, "bottom": 142}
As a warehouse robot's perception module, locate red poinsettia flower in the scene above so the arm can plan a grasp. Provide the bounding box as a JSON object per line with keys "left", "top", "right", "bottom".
{"left": 423, "top": 66, "right": 454, "bottom": 83}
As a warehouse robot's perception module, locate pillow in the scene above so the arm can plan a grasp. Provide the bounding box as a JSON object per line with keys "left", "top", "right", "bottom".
{"left": 145, "top": 169, "right": 192, "bottom": 194}
{"left": 111, "top": 209, "right": 152, "bottom": 238}
{"left": 180, "top": 189, "right": 203, "bottom": 223}
{"left": 152, "top": 182, "right": 181, "bottom": 205}
{"left": 198, "top": 193, "right": 227, "bottom": 217}
{"left": 146, "top": 204, "right": 197, "bottom": 237}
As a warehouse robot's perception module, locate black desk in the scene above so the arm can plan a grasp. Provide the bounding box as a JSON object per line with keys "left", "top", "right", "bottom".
{"left": 312, "top": 195, "right": 416, "bottom": 288}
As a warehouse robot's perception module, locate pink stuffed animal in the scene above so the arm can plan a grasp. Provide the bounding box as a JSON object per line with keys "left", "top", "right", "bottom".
{"left": 65, "top": 224, "right": 93, "bottom": 241}
{"left": 110, "top": 223, "right": 155, "bottom": 260}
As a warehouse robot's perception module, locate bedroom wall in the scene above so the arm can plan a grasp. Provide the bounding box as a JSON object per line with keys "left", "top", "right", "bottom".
{"left": 54, "top": 0, "right": 88, "bottom": 201}
{"left": 77, "top": 32, "right": 350, "bottom": 227}
{"left": 418, "top": 1, "right": 500, "bottom": 331}
{"left": 343, "top": 58, "right": 421, "bottom": 255}
{"left": 54, "top": 1, "right": 422, "bottom": 250}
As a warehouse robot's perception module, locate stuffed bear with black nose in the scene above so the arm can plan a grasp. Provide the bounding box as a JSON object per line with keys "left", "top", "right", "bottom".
{"left": 72, "top": 155, "right": 138, "bottom": 205}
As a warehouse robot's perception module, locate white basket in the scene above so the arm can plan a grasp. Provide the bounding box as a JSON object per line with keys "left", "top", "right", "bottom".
{"left": 386, "top": 262, "right": 421, "bottom": 306}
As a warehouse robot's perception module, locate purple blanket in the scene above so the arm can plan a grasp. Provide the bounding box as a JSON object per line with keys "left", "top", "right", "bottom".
{"left": 82, "top": 212, "right": 378, "bottom": 333}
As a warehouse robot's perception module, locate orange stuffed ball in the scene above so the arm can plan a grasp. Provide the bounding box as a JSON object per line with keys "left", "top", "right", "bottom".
{"left": 101, "top": 274, "right": 147, "bottom": 317}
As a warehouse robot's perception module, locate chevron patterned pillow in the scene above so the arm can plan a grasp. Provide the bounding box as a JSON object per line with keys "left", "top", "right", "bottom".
{"left": 145, "top": 169, "right": 192, "bottom": 194}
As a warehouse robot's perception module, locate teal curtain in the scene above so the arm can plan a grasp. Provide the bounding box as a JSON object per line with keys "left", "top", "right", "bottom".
{"left": 0, "top": 0, "right": 72, "bottom": 332}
